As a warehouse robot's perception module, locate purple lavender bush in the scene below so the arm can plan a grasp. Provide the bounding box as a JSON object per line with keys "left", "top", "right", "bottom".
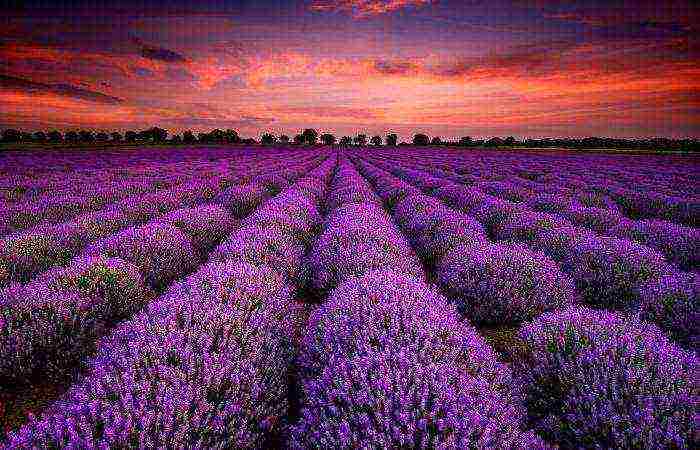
{"left": 298, "top": 270, "right": 512, "bottom": 389}
{"left": 638, "top": 272, "right": 699, "bottom": 350}
{"left": 514, "top": 306, "right": 699, "bottom": 449}
{"left": 612, "top": 219, "right": 699, "bottom": 270}
{"left": 213, "top": 183, "right": 268, "bottom": 218}
{"left": 84, "top": 223, "right": 198, "bottom": 290}
{"left": 211, "top": 224, "right": 309, "bottom": 285}
{"left": 159, "top": 205, "right": 237, "bottom": 257}
{"left": 4, "top": 261, "right": 299, "bottom": 448}
{"left": 562, "top": 236, "right": 672, "bottom": 310}
{"left": 436, "top": 242, "right": 576, "bottom": 326}
{"left": 291, "top": 349, "right": 545, "bottom": 449}
{"left": 563, "top": 205, "right": 626, "bottom": 234}
{"left": 0, "top": 256, "right": 147, "bottom": 383}
{"left": 309, "top": 204, "right": 424, "bottom": 293}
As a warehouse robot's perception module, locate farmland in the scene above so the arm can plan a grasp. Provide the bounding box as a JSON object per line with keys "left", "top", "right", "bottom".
{"left": 0, "top": 146, "right": 698, "bottom": 449}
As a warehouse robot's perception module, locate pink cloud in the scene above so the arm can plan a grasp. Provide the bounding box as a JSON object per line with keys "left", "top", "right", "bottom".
{"left": 309, "top": 0, "right": 433, "bottom": 18}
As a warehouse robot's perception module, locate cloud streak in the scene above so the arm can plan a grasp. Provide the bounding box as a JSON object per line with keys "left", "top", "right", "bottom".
{"left": 0, "top": 74, "right": 124, "bottom": 104}
{"left": 309, "top": 0, "right": 433, "bottom": 18}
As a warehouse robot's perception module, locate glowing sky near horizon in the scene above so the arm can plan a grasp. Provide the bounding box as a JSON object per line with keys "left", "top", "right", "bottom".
{"left": 1, "top": 0, "right": 698, "bottom": 139}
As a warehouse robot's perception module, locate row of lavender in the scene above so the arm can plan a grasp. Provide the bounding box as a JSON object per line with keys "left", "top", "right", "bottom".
{"left": 360, "top": 152, "right": 698, "bottom": 349}
{"left": 0, "top": 147, "right": 304, "bottom": 237}
{"left": 0, "top": 149, "right": 316, "bottom": 286}
{"left": 291, "top": 158, "right": 545, "bottom": 447}
{"left": 352, "top": 153, "right": 697, "bottom": 448}
{"left": 2, "top": 153, "right": 336, "bottom": 447}
{"left": 385, "top": 148, "right": 699, "bottom": 229}
{"left": 396, "top": 154, "right": 699, "bottom": 271}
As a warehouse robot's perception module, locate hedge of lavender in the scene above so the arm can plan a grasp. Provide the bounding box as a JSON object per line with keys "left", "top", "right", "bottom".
{"left": 4, "top": 261, "right": 300, "bottom": 448}
{"left": 292, "top": 270, "right": 543, "bottom": 448}
{"left": 0, "top": 256, "right": 149, "bottom": 384}
{"left": 514, "top": 306, "right": 698, "bottom": 449}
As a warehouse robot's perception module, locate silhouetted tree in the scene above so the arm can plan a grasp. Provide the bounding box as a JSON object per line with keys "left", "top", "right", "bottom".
{"left": 504, "top": 136, "right": 517, "bottom": 146}
{"left": 65, "top": 131, "right": 79, "bottom": 143}
{"left": 1, "top": 129, "right": 21, "bottom": 143}
{"left": 279, "top": 134, "right": 290, "bottom": 144}
{"left": 370, "top": 135, "right": 382, "bottom": 146}
{"left": 302, "top": 129, "right": 319, "bottom": 145}
{"left": 386, "top": 133, "right": 398, "bottom": 146}
{"left": 20, "top": 132, "right": 32, "bottom": 142}
{"left": 354, "top": 134, "right": 367, "bottom": 146}
{"left": 485, "top": 137, "right": 504, "bottom": 147}
{"left": 95, "top": 132, "right": 109, "bottom": 142}
{"left": 110, "top": 132, "right": 122, "bottom": 142}
{"left": 459, "top": 136, "right": 473, "bottom": 147}
{"left": 340, "top": 136, "right": 352, "bottom": 146}
{"left": 294, "top": 134, "right": 305, "bottom": 145}
{"left": 431, "top": 136, "right": 442, "bottom": 145}
{"left": 413, "top": 133, "right": 429, "bottom": 146}
{"left": 241, "top": 138, "right": 257, "bottom": 145}
{"left": 224, "top": 129, "right": 240, "bottom": 144}
{"left": 124, "top": 131, "right": 137, "bottom": 143}
{"left": 197, "top": 132, "right": 210, "bottom": 143}
{"left": 320, "top": 133, "right": 336, "bottom": 145}
{"left": 261, "top": 133, "right": 276, "bottom": 145}
{"left": 170, "top": 134, "right": 182, "bottom": 144}
{"left": 47, "top": 130, "right": 62, "bottom": 143}
{"left": 183, "top": 130, "right": 196, "bottom": 144}
{"left": 33, "top": 131, "right": 47, "bottom": 142}
{"left": 79, "top": 130, "right": 95, "bottom": 142}
{"left": 209, "top": 129, "right": 226, "bottom": 143}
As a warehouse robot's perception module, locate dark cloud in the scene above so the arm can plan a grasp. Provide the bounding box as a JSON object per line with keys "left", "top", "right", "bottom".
{"left": 0, "top": 73, "right": 124, "bottom": 104}
{"left": 374, "top": 59, "right": 417, "bottom": 75}
{"left": 131, "top": 36, "right": 186, "bottom": 62}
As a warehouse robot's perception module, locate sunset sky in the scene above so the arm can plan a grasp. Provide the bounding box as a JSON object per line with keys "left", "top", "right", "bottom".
{"left": 1, "top": 0, "right": 698, "bottom": 140}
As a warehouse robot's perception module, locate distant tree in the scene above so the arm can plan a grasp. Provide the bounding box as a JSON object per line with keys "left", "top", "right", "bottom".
{"left": 370, "top": 135, "right": 382, "bottom": 146}
{"left": 261, "top": 133, "right": 276, "bottom": 145}
{"left": 20, "top": 132, "right": 33, "bottom": 142}
{"left": 294, "top": 134, "right": 305, "bottom": 145}
{"left": 1, "top": 129, "right": 21, "bottom": 143}
{"left": 65, "top": 131, "right": 79, "bottom": 143}
{"left": 183, "top": 130, "right": 196, "bottom": 144}
{"left": 170, "top": 134, "right": 182, "bottom": 144}
{"left": 302, "top": 128, "right": 319, "bottom": 145}
{"left": 197, "top": 132, "right": 210, "bottom": 143}
{"left": 354, "top": 134, "right": 367, "bottom": 146}
{"left": 504, "top": 136, "right": 517, "bottom": 146}
{"left": 124, "top": 131, "right": 137, "bottom": 143}
{"left": 485, "top": 137, "right": 504, "bottom": 147}
{"left": 95, "top": 132, "right": 109, "bottom": 142}
{"left": 459, "top": 136, "right": 473, "bottom": 147}
{"left": 47, "top": 130, "right": 63, "bottom": 142}
{"left": 431, "top": 136, "right": 442, "bottom": 146}
{"left": 79, "top": 130, "right": 95, "bottom": 142}
{"left": 413, "top": 133, "right": 429, "bottom": 146}
{"left": 279, "top": 134, "right": 290, "bottom": 144}
{"left": 155, "top": 127, "right": 168, "bottom": 143}
{"left": 386, "top": 133, "right": 398, "bottom": 146}
{"left": 33, "top": 131, "right": 47, "bottom": 142}
{"left": 224, "top": 129, "right": 240, "bottom": 144}
{"left": 340, "top": 136, "right": 352, "bottom": 146}
{"left": 241, "top": 138, "right": 257, "bottom": 145}
{"left": 320, "top": 133, "right": 336, "bottom": 145}
{"left": 110, "top": 132, "right": 122, "bottom": 142}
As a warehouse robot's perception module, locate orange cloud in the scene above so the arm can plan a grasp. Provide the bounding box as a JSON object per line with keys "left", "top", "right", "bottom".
{"left": 310, "top": 0, "right": 433, "bottom": 18}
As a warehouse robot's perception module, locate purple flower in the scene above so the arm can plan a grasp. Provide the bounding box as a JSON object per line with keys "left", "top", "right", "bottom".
{"left": 436, "top": 242, "right": 576, "bottom": 326}
{"left": 515, "top": 306, "right": 698, "bottom": 448}
{"left": 84, "top": 223, "right": 198, "bottom": 290}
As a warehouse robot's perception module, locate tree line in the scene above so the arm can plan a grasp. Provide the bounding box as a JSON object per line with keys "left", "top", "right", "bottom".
{"left": 1, "top": 127, "right": 698, "bottom": 152}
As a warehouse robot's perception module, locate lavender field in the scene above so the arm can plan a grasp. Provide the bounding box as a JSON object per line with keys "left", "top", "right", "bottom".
{"left": 0, "top": 146, "right": 698, "bottom": 449}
